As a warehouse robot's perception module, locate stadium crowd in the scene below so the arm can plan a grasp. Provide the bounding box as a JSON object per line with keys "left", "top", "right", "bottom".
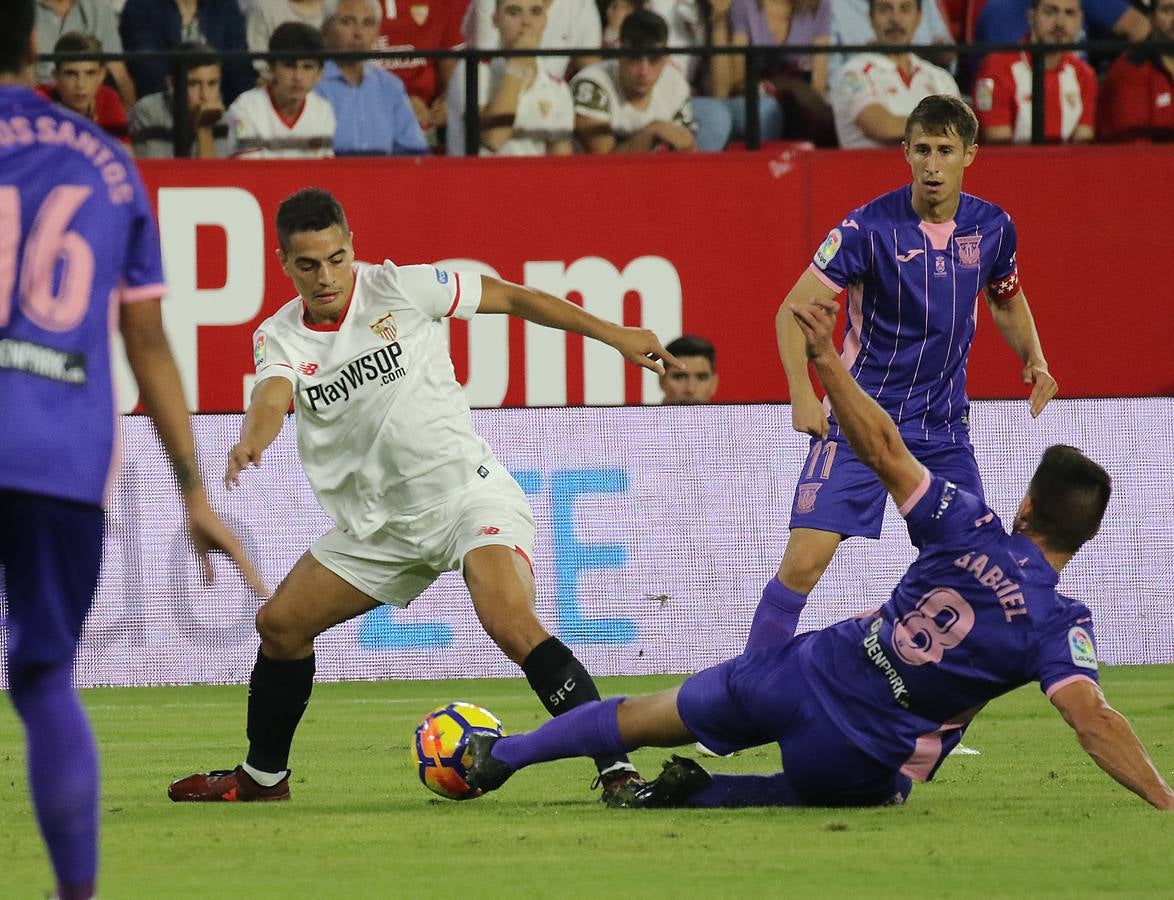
{"left": 31, "top": 0, "right": 1174, "bottom": 153}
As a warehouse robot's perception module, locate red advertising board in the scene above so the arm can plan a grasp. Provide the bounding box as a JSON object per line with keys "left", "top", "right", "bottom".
{"left": 134, "top": 145, "right": 1174, "bottom": 412}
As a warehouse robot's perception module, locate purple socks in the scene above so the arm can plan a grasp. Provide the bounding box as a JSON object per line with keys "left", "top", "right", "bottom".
{"left": 744, "top": 578, "right": 808, "bottom": 653}
{"left": 9, "top": 661, "right": 98, "bottom": 900}
{"left": 492, "top": 696, "right": 627, "bottom": 772}
{"left": 686, "top": 772, "right": 803, "bottom": 808}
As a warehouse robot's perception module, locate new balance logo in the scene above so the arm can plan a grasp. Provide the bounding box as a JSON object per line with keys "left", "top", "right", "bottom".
{"left": 897, "top": 249, "right": 925, "bottom": 262}
{"left": 297, "top": 362, "right": 319, "bottom": 375}
{"left": 478, "top": 526, "right": 501, "bottom": 535}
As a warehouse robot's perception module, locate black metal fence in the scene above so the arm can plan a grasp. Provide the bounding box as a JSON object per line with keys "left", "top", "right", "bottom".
{"left": 37, "top": 38, "right": 1171, "bottom": 158}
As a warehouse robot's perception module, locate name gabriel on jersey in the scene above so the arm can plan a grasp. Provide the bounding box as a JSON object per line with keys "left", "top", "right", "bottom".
{"left": 303, "top": 341, "right": 406, "bottom": 411}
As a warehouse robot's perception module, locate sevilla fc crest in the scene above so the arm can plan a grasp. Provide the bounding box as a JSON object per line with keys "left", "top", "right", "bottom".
{"left": 410, "top": 3, "right": 428, "bottom": 25}
{"left": 955, "top": 235, "right": 982, "bottom": 269}
{"left": 370, "top": 311, "right": 398, "bottom": 342}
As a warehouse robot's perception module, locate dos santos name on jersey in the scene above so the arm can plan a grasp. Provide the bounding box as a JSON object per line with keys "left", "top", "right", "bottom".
{"left": 302, "top": 341, "right": 406, "bottom": 411}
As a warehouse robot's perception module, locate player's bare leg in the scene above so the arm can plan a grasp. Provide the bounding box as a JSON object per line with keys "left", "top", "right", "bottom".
{"left": 463, "top": 544, "right": 643, "bottom": 795}
{"left": 168, "top": 553, "right": 378, "bottom": 802}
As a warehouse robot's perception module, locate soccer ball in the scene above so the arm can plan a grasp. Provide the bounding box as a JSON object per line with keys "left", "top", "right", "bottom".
{"left": 413, "top": 701, "right": 504, "bottom": 800}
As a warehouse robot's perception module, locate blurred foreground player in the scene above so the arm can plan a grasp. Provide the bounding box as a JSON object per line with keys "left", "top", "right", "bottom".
{"left": 747, "top": 94, "right": 1059, "bottom": 657}
{"left": 0, "top": 4, "right": 264, "bottom": 897}
{"left": 167, "top": 188, "right": 683, "bottom": 804}
{"left": 464, "top": 296, "right": 1174, "bottom": 812}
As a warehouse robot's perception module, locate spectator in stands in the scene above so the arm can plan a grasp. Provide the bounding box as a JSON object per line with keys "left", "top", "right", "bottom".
{"left": 34, "top": 0, "right": 137, "bottom": 107}
{"left": 572, "top": 9, "right": 695, "bottom": 151}
{"left": 975, "top": 0, "right": 1148, "bottom": 50}
{"left": 828, "top": 0, "right": 954, "bottom": 80}
{"left": 120, "top": 0, "right": 254, "bottom": 103}
{"left": 36, "top": 32, "right": 130, "bottom": 145}
{"left": 465, "top": 0, "right": 604, "bottom": 78}
{"left": 729, "top": 0, "right": 833, "bottom": 144}
{"left": 130, "top": 41, "right": 228, "bottom": 157}
{"left": 831, "top": 0, "right": 959, "bottom": 147}
{"left": 1098, "top": 0, "right": 1174, "bottom": 142}
{"left": 224, "top": 21, "right": 334, "bottom": 157}
{"left": 315, "top": 0, "right": 429, "bottom": 154}
{"left": 248, "top": 0, "right": 327, "bottom": 73}
{"left": 659, "top": 334, "right": 719, "bottom": 403}
{"left": 446, "top": 0, "right": 575, "bottom": 155}
{"left": 372, "top": 0, "right": 468, "bottom": 143}
{"left": 974, "top": 0, "right": 1096, "bottom": 143}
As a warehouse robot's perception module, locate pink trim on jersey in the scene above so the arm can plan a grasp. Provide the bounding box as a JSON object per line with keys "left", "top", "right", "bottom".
{"left": 900, "top": 733, "right": 942, "bottom": 782}
{"left": 918, "top": 220, "right": 956, "bottom": 251}
{"left": 103, "top": 287, "right": 124, "bottom": 507}
{"left": 898, "top": 468, "right": 932, "bottom": 516}
{"left": 839, "top": 282, "right": 865, "bottom": 371}
{"left": 1045, "top": 673, "right": 1096, "bottom": 698}
{"left": 808, "top": 263, "right": 843, "bottom": 293}
{"left": 120, "top": 282, "right": 167, "bottom": 303}
{"left": 444, "top": 272, "right": 463, "bottom": 318}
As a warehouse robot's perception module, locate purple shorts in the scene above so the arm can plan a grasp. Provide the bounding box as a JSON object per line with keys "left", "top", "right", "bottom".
{"left": 1, "top": 489, "right": 105, "bottom": 669}
{"left": 788, "top": 436, "right": 983, "bottom": 539}
{"left": 677, "top": 634, "right": 912, "bottom": 806}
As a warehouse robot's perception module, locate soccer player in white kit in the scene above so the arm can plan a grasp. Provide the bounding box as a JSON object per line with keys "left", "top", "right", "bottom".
{"left": 168, "top": 188, "right": 682, "bottom": 803}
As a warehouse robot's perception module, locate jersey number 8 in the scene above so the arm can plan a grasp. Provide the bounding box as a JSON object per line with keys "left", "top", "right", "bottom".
{"left": 892, "top": 587, "right": 976, "bottom": 666}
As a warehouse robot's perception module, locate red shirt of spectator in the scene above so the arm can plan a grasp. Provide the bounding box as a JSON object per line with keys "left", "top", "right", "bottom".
{"left": 1098, "top": 52, "right": 1174, "bottom": 142}
{"left": 36, "top": 83, "right": 130, "bottom": 145}
{"left": 974, "top": 50, "right": 1097, "bottom": 143}
{"left": 374, "top": 0, "right": 468, "bottom": 104}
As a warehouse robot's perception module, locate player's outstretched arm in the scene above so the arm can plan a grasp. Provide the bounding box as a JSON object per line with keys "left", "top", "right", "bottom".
{"left": 1050, "top": 679, "right": 1174, "bottom": 810}
{"left": 120, "top": 300, "right": 267, "bottom": 596}
{"left": 227, "top": 376, "right": 295, "bottom": 488}
{"left": 985, "top": 288, "right": 1058, "bottom": 418}
{"left": 777, "top": 269, "right": 839, "bottom": 439}
{"left": 792, "top": 298, "right": 926, "bottom": 509}
{"left": 477, "top": 277, "right": 684, "bottom": 375}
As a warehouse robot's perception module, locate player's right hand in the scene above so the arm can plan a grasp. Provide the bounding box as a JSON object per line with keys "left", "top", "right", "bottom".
{"left": 186, "top": 499, "right": 269, "bottom": 597}
{"left": 791, "top": 393, "right": 829, "bottom": 439}
{"left": 225, "top": 442, "right": 263, "bottom": 489}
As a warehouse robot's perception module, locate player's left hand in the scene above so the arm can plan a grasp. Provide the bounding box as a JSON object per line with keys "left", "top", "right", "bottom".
{"left": 186, "top": 499, "right": 269, "bottom": 597}
{"left": 1023, "top": 363, "right": 1058, "bottom": 418}
{"left": 611, "top": 327, "right": 685, "bottom": 375}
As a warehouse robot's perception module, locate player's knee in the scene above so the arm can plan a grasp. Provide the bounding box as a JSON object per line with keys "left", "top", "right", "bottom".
{"left": 255, "top": 603, "right": 307, "bottom": 657}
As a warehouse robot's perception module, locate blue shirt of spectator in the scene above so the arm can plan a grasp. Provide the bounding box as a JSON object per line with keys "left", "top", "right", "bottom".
{"left": 314, "top": 59, "right": 428, "bottom": 156}
{"left": 119, "top": 0, "right": 255, "bottom": 103}
{"left": 976, "top": 0, "right": 1127, "bottom": 44}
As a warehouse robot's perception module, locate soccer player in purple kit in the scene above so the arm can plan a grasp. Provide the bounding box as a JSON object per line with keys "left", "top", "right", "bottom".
{"left": 744, "top": 94, "right": 1060, "bottom": 657}
{"left": 0, "top": 4, "right": 264, "bottom": 897}
{"left": 461, "top": 296, "right": 1174, "bottom": 812}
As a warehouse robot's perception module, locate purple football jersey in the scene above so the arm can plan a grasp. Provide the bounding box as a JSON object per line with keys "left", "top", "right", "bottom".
{"left": 800, "top": 470, "right": 1099, "bottom": 781}
{"left": 810, "top": 186, "right": 1019, "bottom": 443}
{"left": 0, "top": 86, "right": 166, "bottom": 506}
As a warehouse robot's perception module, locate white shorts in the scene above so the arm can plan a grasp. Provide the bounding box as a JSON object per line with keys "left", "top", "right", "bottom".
{"left": 309, "top": 468, "right": 535, "bottom": 607}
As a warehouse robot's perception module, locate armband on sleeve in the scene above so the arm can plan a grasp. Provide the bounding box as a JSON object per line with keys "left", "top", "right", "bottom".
{"left": 986, "top": 267, "right": 1020, "bottom": 304}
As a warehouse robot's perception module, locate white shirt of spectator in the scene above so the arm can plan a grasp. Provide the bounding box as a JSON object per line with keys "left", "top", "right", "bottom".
{"left": 832, "top": 52, "right": 959, "bottom": 148}
{"left": 463, "top": 0, "right": 603, "bottom": 78}
{"left": 974, "top": 55, "right": 1088, "bottom": 143}
{"left": 447, "top": 58, "right": 575, "bottom": 156}
{"left": 829, "top": 0, "right": 955, "bottom": 80}
{"left": 225, "top": 86, "right": 336, "bottom": 158}
{"left": 571, "top": 59, "right": 695, "bottom": 142}
{"left": 650, "top": 0, "right": 705, "bottom": 83}
{"left": 253, "top": 261, "right": 493, "bottom": 539}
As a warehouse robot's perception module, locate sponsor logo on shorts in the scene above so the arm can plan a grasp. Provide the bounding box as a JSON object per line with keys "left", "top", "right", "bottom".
{"left": 814, "top": 228, "right": 842, "bottom": 271}
{"left": 796, "top": 483, "right": 822, "bottom": 513}
{"left": 1068, "top": 626, "right": 1098, "bottom": 669}
{"left": 862, "top": 618, "right": 911, "bottom": 708}
{"left": 955, "top": 235, "right": 982, "bottom": 269}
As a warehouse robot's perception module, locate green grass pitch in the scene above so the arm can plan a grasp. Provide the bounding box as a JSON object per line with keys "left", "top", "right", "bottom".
{"left": 2, "top": 667, "right": 1172, "bottom": 898}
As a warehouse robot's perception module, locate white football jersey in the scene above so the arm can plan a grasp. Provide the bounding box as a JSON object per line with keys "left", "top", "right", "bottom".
{"left": 571, "top": 60, "right": 695, "bottom": 142}
{"left": 252, "top": 261, "right": 494, "bottom": 539}
{"left": 446, "top": 58, "right": 575, "bottom": 156}
{"left": 831, "top": 53, "right": 960, "bottom": 149}
{"left": 225, "top": 86, "right": 335, "bottom": 158}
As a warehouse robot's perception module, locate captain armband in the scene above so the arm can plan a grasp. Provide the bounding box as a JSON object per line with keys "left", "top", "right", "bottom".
{"left": 986, "top": 267, "right": 1021, "bottom": 304}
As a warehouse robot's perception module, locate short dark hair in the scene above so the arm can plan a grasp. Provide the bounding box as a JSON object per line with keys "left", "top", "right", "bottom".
{"left": 868, "top": 0, "right": 923, "bottom": 13}
{"left": 276, "top": 188, "right": 349, "bottom": 251}
{"left": 53, "top": 31, "right": 104, "bottom": 63}
{"left": 173, "top": 41, "right": 221, "bottom": 71}
{"left": 269, "top": 21, "right": 325, "bottom": 65}
{"left": 665, "top": 334, "right": 716, "bottom": 369}
{"left": 904, "top": 94, "right": 979, "bottom": 147}
{"left": 619, "top": 9, "right": 669, "bottom": 50}
{"left": 0, "top": 0, "right": 36, "bottom": 75}
{"left": 1023, "top": 444, "right": 1112, "bottom": 554}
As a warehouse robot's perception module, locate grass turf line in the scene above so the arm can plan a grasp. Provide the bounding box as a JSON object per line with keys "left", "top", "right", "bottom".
{"left": 1, "top": 667, "right": 1172, "bottom": 898}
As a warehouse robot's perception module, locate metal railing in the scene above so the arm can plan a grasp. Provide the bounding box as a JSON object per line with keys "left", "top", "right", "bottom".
{"left": 37, "top": 37, "right": 1172, "bottom": 157}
